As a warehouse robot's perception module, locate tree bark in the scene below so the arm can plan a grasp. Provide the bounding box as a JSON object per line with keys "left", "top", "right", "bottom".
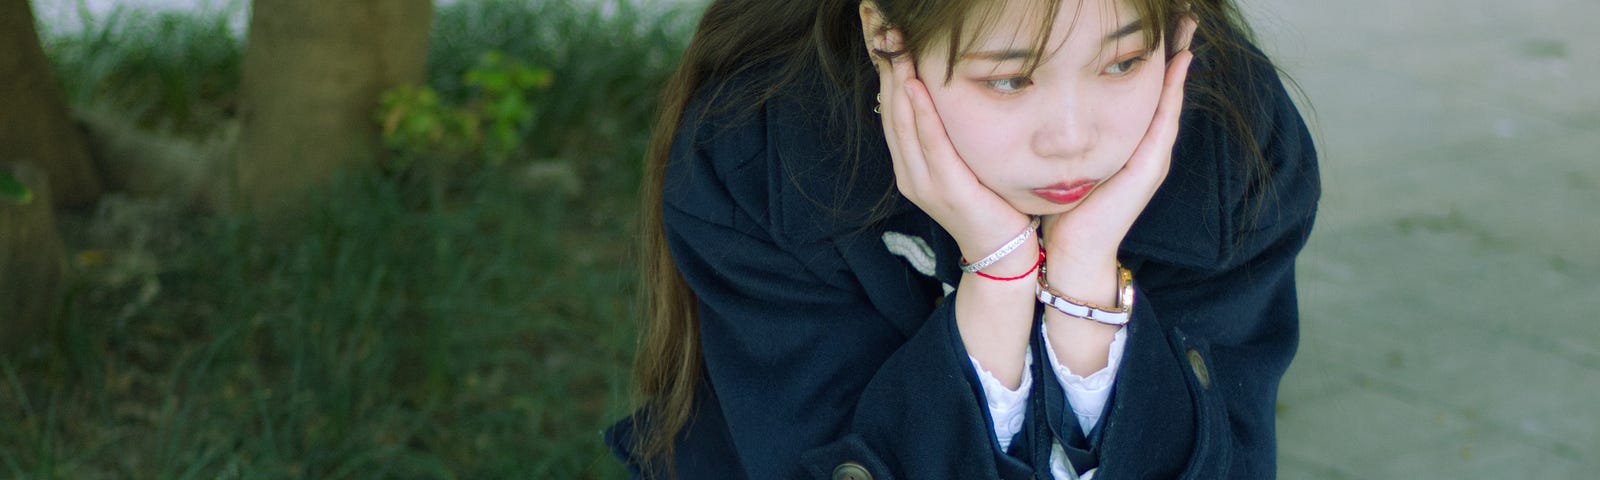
{"left": 234, "top": 0, "right": 434, "bottom": 212}
{"left": 0, "top": 0, "right": 103, "bottom": 207}
{"left": 0, "top": 163, "right": 66, "bottom": 352}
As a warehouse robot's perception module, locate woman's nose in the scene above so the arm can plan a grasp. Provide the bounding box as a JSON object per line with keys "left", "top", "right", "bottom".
{"left": 1030, "top": 95, "right": 1094, "bottom": 160}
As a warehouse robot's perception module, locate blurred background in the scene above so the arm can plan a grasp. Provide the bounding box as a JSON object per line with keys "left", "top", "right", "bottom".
{"left": 0, "top": 0, "right": 1594, "bottom": 478}
{"left": 1242, "top": 1, "right": 1599, "bottom": 477}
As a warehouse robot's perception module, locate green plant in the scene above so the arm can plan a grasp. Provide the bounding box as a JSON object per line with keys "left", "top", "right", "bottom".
{"left": 378, "top": 84, "right": 479, "bottom": 169}
{"left": 427, "top": 0, "right": 698, "bottom": 209}
{"left": 0, "top": 170, "right": 31, "bottom": 205}
{"left": 379, "top": 51, "right": 552, "bottom": 170}
{"left": 378, "top": 51, "right": 553, "bottom": 212}
{"left": 464, "top": 51, "right": 554, "bottom": 165}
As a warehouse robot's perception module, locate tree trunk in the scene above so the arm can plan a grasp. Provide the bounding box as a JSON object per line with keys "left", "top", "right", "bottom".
{"left": 0, "top": 0, "right": 103, "bottom": 207}
{"left": 0, "top": 163, "right": 66, "bottom": 353}
{"left": 234, "top": 0, "right": 434, "bottom": 212}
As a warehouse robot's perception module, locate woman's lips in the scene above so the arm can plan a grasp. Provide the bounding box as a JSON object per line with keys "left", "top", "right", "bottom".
{"left": 1031, "top": 179, "right": 1099, "bottom": 205}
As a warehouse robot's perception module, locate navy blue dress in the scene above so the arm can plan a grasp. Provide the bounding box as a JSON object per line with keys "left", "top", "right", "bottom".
{"left": 606, "top": 39, "right": 1320, "bottom": 479}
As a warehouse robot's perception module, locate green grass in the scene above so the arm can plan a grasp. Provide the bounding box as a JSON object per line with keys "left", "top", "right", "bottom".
{"left": 4, "top": 0, "right": 698, "bottom": 477}
{"left": 43, "top": 2, "right": 243, "bottom": 137}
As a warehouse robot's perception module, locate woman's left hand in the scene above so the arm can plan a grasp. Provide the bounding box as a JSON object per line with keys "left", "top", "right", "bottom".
{"left": 1041, "top": 42, "right": 1195, "bottom": 268}
{"left": 1037, "top": 27, "right": 1195, "bottom": 372}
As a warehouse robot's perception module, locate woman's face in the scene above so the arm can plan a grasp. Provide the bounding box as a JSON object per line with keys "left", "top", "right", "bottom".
{"left": 915, "top": 0, "right": 1168, "bottom": 216}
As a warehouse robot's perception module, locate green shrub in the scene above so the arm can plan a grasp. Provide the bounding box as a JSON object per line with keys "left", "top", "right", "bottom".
{"left": 379, "top": 51, "right": 554, "bottom": 174}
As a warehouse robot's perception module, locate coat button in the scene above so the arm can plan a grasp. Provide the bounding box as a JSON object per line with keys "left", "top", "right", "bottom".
{"left": 832, "top": 462, "right": 872, "bottom": 480}
{"left": 1186, "top": 349, "right": 1211, "bottom": 389}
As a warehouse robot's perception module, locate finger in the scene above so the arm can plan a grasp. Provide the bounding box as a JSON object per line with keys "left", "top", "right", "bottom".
{"left": 872, "top": 29, "right": 897, "bottom": 93}
{"left": 876, "top": 30, "right": 934, "bottom": 192}
{"left": 887, "top": 29, "right": 917, "bottom": 83}
{"left": 1151, "top": 49, "right": 1194, "bottom": 149}
{"left": 904, "top": 78, "right": 964, "bottom": 180}
{"left": 1173, "top": 15, "right": 1198, "bottom": 53}
{"left": 1122, "top": 49, "right": 1193, "bottom": 180}
{"left": 885, "top": 31, "right": 933, "bottom": 188}
{"left": 875, "top": 28, "right": 915, "bottom": 120}
{"left": 885, "top": 29, "right": 919, "bottom": 146}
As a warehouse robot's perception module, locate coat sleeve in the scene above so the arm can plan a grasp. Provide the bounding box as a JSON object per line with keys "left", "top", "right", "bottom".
{"left": 654, "top": 103, "right": 1034, "bottom": 479}
{"left": 1106, "top": 212, "right": 1316, "bottom": 479}
{"left": 1100, "top": 47, "right": 1321, "bottom": 478}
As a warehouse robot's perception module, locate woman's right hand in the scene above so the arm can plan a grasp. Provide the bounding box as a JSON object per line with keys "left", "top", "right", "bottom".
{"left": 871, "top": 30, "right": 1036, "bottom": 268}
{"left": 872, "top": 28, "right": 1038, "bottom": 388}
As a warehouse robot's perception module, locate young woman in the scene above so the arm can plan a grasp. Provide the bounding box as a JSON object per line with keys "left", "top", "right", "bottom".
{"left": 607, "top": 0, "right": 1319, "bottom": 478}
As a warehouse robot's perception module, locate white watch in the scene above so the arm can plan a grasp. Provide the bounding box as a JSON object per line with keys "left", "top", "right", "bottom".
{"left": 1036, "top": 263, "right": 1134, "bottom": 326}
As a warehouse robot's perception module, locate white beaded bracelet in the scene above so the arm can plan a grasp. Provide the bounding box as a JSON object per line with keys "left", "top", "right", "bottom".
{"left": 959, "top": 216, "right": 1040, "bottom": 274}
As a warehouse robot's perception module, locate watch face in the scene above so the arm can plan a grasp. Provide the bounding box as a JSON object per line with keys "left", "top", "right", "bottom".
{"left": 1119, "top": 268, "right": 1135, "bottom": 310}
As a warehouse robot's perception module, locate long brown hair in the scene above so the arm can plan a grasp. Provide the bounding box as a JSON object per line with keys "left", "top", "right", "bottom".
{"left": 631, "top": 0, "right": 1272, "bottom": 475}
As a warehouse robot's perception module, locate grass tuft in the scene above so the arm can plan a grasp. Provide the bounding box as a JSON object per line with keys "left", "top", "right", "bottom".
{"left": 43, "top": 3, "right": 243, "bottom": 137}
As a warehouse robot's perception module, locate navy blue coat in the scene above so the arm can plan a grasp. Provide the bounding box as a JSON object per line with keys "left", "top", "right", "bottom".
{"left": 607, "top": 40, "right": 1320, "bottom": 479}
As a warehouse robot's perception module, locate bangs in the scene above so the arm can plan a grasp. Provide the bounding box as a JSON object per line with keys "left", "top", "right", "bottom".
{"left": 925, "top": 0, "right": 1172, "bottom": 81}
{"left": 944, "top": 0, "right": 1061, "bottom": 80}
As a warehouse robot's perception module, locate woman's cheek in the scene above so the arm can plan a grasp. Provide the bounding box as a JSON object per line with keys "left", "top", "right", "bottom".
{"left": 944, "top": 110, "right": 1017, "bottom": 185}
{"left": 929, "top": 93, "right": 1012, "bottom": 175}
{"left": 1111, "top": 99, "right": 1154, "bottom": 157}
{"left": 1104, "top": 78, "right": 1163, "bottom": 157}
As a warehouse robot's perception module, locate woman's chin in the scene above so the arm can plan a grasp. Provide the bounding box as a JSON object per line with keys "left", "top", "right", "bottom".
{"left": 1007, "top": 197, "right": 1081, "bottom": 217}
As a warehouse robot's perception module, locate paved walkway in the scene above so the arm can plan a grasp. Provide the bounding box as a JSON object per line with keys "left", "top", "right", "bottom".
{"left": 1247, "top": 0, "right": 1600, "bottom": 477}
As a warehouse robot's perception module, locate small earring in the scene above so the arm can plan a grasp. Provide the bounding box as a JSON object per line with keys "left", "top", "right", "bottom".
{"left": 874, "top": 93, "right": 882, "bottom": 114}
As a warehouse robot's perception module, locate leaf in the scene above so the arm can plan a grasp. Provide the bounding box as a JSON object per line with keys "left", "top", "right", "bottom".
{"left": 516, "top": 68, "right": 554, "bottom": 90}
{"left": 0, "top": 170, "right": 33, "bottom": 205}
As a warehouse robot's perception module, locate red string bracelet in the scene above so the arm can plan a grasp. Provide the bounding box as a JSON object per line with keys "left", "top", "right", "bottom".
{"left": 972, "top": 248, "right": 1044, "bottom": 281}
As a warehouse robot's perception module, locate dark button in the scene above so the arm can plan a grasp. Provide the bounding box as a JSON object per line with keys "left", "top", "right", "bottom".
{"left": 832, "top": 462, "right": 872, "bottom": 480}
{"left": 1187, "top": 349, "right": 1211, "bottom": 389}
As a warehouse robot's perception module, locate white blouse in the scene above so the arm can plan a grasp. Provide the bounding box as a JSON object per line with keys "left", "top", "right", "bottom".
{"left": 969, "top": 324, "right": 1128, "bottom": 479}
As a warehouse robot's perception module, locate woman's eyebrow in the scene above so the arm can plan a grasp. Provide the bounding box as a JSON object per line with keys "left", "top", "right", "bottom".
{"left": 1103, "top": 19, "right": 1143, "bottom": 44}
{"left": 960, "top": 20, "right": 1145, "bottom": 62}
{"left": 961, "top": 49, "right": 1037, "bottom": 62}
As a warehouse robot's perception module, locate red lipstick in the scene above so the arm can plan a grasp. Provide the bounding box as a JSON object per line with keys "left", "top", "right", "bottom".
{"left": 1031, "top": 179, "right": 1098, "bottom": 205}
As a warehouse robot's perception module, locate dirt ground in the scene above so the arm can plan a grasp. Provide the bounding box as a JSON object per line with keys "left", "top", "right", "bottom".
{"left": 1248, "top": 0, "right": 1600, "bottom": 477}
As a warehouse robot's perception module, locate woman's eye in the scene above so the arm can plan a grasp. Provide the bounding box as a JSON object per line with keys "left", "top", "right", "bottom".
{"left": 985, "top": 77, "right": 1033, "bottom": 93}
{"left": 1104, "top": 56, "right": 1147, "bottom": 76}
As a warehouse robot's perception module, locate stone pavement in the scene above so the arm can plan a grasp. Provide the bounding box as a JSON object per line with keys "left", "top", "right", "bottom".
{"left": 1242, "top": 0, "right": 1600, "bottom": 477}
